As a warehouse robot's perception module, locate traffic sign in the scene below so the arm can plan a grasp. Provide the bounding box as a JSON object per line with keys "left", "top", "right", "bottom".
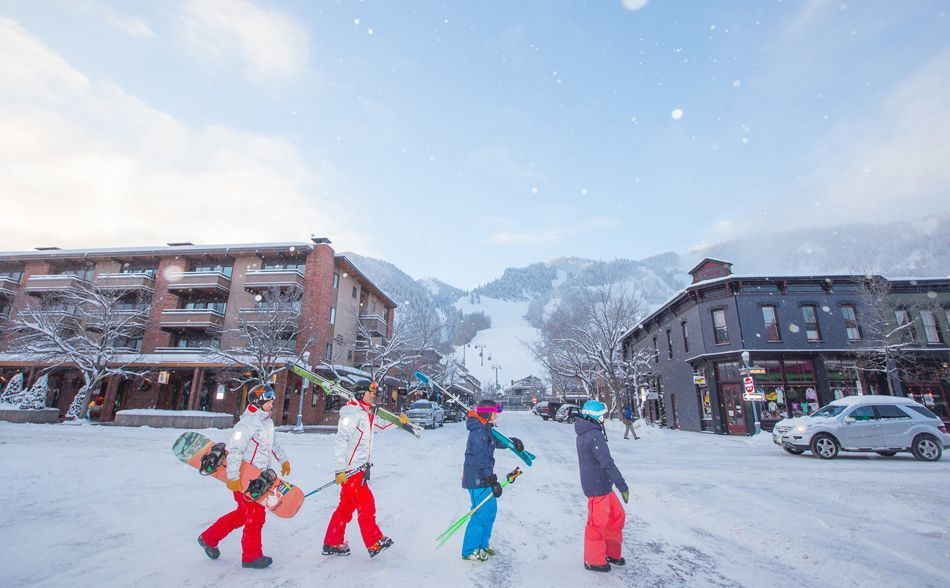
{"left": 743, "top": 376, "right": 755, "bottom": 394}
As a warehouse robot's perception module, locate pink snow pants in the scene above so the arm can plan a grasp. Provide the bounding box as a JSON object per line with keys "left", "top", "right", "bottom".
{"left": 584, "top": 492, "right": 625, "bottom": 566}
{"left": 324, "top": 472, "right": 384, "bottom": 549}
{"left": 201, "top": 491, "right": 266, "bottom": 563}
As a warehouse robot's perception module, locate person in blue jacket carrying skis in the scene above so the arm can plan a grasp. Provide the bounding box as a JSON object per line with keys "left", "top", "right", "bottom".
{"left": 575, "top": 399, "right": 629, "bottom": 573}
{"left": 460, "top": 399, "right": 525, "bottom": 561}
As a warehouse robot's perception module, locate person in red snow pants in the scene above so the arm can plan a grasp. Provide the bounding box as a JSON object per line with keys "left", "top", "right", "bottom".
{"left": 323, "top": 471, "right": 383, "bottom": 548}
{"left": 201, "top": 491, "right": 267, "bottom": 563}
{"left": 585, "top": 492, "right": 625, "bottom": 565}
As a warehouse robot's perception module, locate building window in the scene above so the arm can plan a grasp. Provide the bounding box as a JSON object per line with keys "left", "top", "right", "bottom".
{"left": 801, "top": 305, "right": 821, "bottom": 342}
{"left": 762, "top": 305, "right": 781, "bottom": 342}
{"left": 352, "top": 286, "right": 358, "bottom": 299}
{"left": 665, "top": 329, "right": 673, "bottom": 360}
{"left": 332, "top": 272, "right": 340, "bottom": 288}
{"left": 841, "top": 304, "right": 862, "bottom": 341}
{"left": 191, "top": 263, "right": 233, "bottom": 278}
{"left": 712, "top": 309, "right": 728, "bottom": 344}
{"left": 325, "top": 342, "right": 333, "bottom": 361}
{"left": 652, "top": 336, "right": 659, "bottom": 364}
{"left": 681, "top": 321, "right": 689, "bottom": 354}
{"left": 894, "top": 309, "right": 917, "bottom": 343}
{"left": 329, "top": 306, "right": 336, "bottom": 325}
{"left": 920, "top": 310, "right": 944, "bottom": 344}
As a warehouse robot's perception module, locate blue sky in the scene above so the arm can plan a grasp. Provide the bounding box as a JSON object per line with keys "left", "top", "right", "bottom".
{"left": 1, "top": 1, "right": 948, "bottom": 287}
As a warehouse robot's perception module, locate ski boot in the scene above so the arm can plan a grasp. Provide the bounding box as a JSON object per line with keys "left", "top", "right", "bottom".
{"left": 367, "top": 536, "right": 393, "bottom": 558}
{"left": 462, "top": 549, "right": 488, "bottom": 562}
{"left": 606, "top": 556, "right": 626, "bottom": 566}
{"left": 197, "top": 536, "right": 219, "bottom": 560}
{"left": 483, "top": 546, "right": 496, "bottom": 557}
{"left": 322, "top": 543, "right": 351, "bottom": 556}
{"left": 242, "top": 556, "right": 273, "bottom": 569}
{"left": 584, "top": 562, "right": 612, "bottom": 573}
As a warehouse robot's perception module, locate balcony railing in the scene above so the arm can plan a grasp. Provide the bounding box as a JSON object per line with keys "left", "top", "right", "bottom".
{"left": 358, "top": 314, "right": 388, "bottom": 337}
{"left": 159, "top": 308, "right": 225, "bottom": 330}
{"left": 244, "top": 269, "right": 305, "bottom": 291}
{"left": 165, "top": 271, "right": 231, "bottom": 294}
{"left": 0, "top": 276, "right": 20, "bottom": 296}
{"left": 238, "top": 307, "right": 300, "bottom": 325}
{"left": 97, "top": 272, "right": 155, "bottom": 291}
{"left": 24, "top": 274, "right": 89, "bottom": 295}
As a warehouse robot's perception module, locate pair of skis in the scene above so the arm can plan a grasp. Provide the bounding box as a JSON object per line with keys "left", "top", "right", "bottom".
{"left": 304, "top": 462, "right": 372, "bottom": 498}
{"left": 413, "top": 371, "right": 537, "bottom": 466}
{"left": 286, "top": 362, "right": 424, "bottom": 438}
{"left": 436, "top": 468, "right": 523, "bottom": 548}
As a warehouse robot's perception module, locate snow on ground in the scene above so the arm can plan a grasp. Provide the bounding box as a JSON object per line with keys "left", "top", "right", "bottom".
{"left": 455, "top": 295, "right": 544, "bottom": 386}
{"left": 2, "top": 414, "right": 948, "bottom": 587}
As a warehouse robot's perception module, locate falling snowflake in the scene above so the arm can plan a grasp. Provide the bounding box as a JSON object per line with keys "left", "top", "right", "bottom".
{"left": 788, "top": 323, "right": 800, "bottom": 334}
{"left": 671, "top": 108, "right": 684, "bottom": 120}
{"left": 531, "top": 187, "right": 539, "bottom": 194}
{"left": 732, "top": 80, "right": 741, "bottom": 88}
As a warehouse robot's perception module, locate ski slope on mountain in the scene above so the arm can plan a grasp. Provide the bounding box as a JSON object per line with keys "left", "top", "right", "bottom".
{"left": 454, "top": 295, "right": 544, "bottom": 389}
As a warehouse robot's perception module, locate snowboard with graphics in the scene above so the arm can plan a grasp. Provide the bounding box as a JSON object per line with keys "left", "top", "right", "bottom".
{"left": 172, "top": 431, "right": 304, "bottom": 518}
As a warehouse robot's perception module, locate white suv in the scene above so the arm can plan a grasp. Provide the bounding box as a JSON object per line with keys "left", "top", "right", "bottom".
{"left": 406, "top": 400, "right": 444, "bottom": 429}
{"left": 772, "top": 395, "right": 949, "bottom": 461}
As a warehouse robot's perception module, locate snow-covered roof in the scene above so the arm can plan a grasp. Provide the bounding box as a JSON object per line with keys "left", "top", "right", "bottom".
{"left": 0, "top": 242, "right": 316, "bottom": 261}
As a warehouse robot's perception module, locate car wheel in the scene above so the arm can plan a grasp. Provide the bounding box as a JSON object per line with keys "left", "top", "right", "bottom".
{"left": 810, "top": 434, "right": 839, "bottom": 459}
{"left": 911, "top": 435, "right": 942, "bottom": 462}
{"left": 567, "top": 416, "right": 575, "bottom": 424}
{"left": 783, "top": 446, "right": 805, "bottom": 455}
{"left": 542, "top": 416, "right": 549, "bottom": 421}
{"left": 875, "top": 450, "right": 898, "bottom": 457}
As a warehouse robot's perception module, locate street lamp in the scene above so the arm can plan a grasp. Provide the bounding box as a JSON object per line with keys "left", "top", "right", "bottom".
{"left": 294, "top": 351, "right": 311, "bottom": 433}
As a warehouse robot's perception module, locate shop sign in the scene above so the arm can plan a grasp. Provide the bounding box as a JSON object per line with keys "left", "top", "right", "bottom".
{"left": 692, "top": 374, "right": 706, "bottom": 385}
{"left": 157, "top": 371, "right": 170, "bottom": 384}
{"left": 647, "top": 391, "right": 658, "bottom": 400}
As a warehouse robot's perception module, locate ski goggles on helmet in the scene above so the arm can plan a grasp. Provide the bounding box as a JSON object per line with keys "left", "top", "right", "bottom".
{"left": 475, "top": 402, "right": 504, "bottom": 414}
{"left": 256, "top": 385, "right": 276, "bottom": 403}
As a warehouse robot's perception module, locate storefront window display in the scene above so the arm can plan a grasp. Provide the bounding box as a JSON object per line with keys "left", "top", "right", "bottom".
{"left": 824, "top": 360, "right": 864, "bottom": 399}
{"left": 783, "top": 359, "right": 818, "bottom": 416}
{"left": 906, "top": 385, "right": 949, "bottom": 422}
{"left": 757, "top": 360, "right": 786, "bottom": 419}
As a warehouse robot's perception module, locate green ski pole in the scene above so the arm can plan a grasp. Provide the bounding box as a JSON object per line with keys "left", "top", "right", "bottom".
{"left": 436, "top": 468, "right": 522, "bottom": 548}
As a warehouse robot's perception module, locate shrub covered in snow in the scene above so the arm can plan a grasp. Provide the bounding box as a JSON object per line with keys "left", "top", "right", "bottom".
{"left": 19, "top": 375, "right": 49, "bottom": 410}
{"left": 0, "top": 373, "right": 25, "bottom": 407}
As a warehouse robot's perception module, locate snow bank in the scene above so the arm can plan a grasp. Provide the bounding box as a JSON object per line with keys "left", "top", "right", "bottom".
{"left": 116, "top": 409, "right": 233, "bottom": 417}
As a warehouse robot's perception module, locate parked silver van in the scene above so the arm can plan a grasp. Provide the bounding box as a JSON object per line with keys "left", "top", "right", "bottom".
{"left": 772, "top": 395, "right": 949, "bottom": 461}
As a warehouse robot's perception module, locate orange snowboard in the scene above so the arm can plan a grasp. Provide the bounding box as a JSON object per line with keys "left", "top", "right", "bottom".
{"left": 172, "top": 431, "right": 304, "bottom": 518}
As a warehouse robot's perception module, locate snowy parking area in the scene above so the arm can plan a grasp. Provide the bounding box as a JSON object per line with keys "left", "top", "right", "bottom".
{"left": 1, "top": 413, "right": 948, "bottom": 587}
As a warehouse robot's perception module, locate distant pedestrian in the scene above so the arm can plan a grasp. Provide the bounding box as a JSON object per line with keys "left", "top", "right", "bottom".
{"left": 575, "top": 399, "right": 629, "bottom": 573}
{"left": 622, "top": 403, "right": 639, "bottom": 440}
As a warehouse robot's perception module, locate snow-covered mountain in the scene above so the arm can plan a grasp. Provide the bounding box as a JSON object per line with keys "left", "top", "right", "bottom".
{"left": 345, "top": 214, "right": 950, "bottom": 387}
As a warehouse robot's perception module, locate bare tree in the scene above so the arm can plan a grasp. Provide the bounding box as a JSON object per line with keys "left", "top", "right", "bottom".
{"left": 852, "top": 275, "right": 939, "bottom": 395}
{"left": 356, "top": 300, "right": 443, "bottom": 385}
{"left": 528, "top": 281, "right": 648, "bottom": 413}
{"left": 2, "top": 282, "right": 150, "bottom": 420}
{"left": 205, "top": 286, "right": 312, "bottom": 392}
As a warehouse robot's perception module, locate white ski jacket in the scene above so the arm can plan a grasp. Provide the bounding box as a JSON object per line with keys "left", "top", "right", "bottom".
{"left": 226, "top": 404, "right": 287, "bottom": 481}
{"left": 334, "top": 399, "right": 393, "bottom": 473}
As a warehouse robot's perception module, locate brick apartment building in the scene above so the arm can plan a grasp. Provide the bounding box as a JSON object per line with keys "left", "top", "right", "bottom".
{"left": 0, "top": 238, "right": 397, "bottom": 426}
{"left": 622, "top": 259, "right": 950, "bottom": 435}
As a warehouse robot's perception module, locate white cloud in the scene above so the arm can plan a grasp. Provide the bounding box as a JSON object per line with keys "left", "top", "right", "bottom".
{"left": 621, "top": 0, "right": 649, "bottom": 12}
{"left": 0, "top": 17, "right": 357, "bottom": 252}
{"left": 102, "top": 11, "right": 155, "bottom": 38}
{"left": 804, "top": 51, "right": 950, "bottom": 223}
{"left": 177, "top": 0, "right": 309, "bottom": 80}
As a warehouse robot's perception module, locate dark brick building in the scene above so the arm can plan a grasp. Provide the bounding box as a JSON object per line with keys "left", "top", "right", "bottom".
{"left": 0, "top": 239, "right": 396, "bottom": 425}
{"left": 621, "top": 259, "right": 950, "bottom": 435}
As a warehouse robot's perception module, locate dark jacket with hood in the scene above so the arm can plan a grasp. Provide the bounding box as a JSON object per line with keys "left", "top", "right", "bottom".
{"left": 575, "top": 417, "right": 628, "bottom": 497}
{"left": 462, "top": 416, "right": 503, "bottom": 489}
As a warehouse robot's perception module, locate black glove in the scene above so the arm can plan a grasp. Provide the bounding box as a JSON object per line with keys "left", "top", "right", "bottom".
{"left": 491, "top": 482, "right": 503, "bottom": 498}
{"left": 510, "top": 437, "right": 524, "bottom": 452}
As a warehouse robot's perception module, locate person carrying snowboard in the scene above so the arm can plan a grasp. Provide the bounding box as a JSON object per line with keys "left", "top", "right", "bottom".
{"left": 198, "top": 384, "right": 290, "bottom": 569}
{"left": 460, "top": 399, "right": 525, "bottom": 562}
{"left": 322, "top": 379, "right": 410, "bottom": 558}
{"left": 575, "top": 399, "right": 629, "bottom": 573}
{"left": 622, "top": 402, "right": 639, "bottom": 440}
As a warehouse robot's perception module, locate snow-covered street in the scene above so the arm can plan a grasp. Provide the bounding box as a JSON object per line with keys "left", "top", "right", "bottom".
{"left": 2, "top": 413, "right": 948, "bottom": 587}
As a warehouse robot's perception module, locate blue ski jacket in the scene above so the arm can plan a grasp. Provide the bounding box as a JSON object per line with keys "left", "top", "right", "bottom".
{"left": 575, "top": 417, "right": 628, "bottom": 497}
{"left": 462, "top": 416, "right": 503, "bottom": 489}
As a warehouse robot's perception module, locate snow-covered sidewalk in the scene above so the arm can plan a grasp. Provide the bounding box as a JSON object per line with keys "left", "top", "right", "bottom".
{"left": 1, "top": 413, "right": 947, "bottom": 587}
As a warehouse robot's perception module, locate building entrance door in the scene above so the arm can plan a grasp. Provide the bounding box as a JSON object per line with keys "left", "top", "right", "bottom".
{"left": 721, "top": 384, "right": 748, "bottom": 435}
